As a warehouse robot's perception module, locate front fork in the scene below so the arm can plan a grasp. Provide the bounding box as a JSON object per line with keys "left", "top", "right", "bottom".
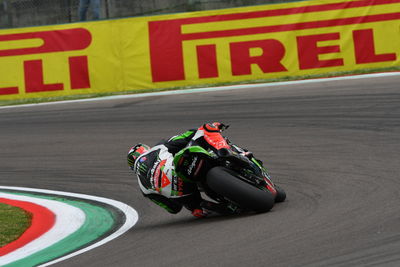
{"left": 263, "top": 174, "right": 277, "bottom": 196}
{"left": 251, "top": 158, "right": 278, "bottom": 196}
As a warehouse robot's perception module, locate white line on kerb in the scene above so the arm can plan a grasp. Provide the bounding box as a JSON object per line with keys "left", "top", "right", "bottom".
{"left": 0, "top": 186, "right": 139, "bottom": 267}
{"left": 0, "top": 192, "right": 85, "bottom": 266}
{"left": 1, "top": 72, "right": 399, "bottom": 110}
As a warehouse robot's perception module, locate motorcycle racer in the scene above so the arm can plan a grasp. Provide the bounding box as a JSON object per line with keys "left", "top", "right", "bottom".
{"left": 127, "top": 122, "right": 254, "bottom": 218}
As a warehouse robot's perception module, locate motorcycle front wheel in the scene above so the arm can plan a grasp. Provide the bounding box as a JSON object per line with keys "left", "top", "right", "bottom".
{"left": 206, "top": 167, "right": 274, "bottom": 213}
{"left": 274, "top": 185, "right": 286, "bottom": 203}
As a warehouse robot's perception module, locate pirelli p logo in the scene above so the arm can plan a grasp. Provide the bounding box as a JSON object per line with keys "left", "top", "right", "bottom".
{"left": 0, "top": 28, "right": 92, "bottom": 95}
{"left": 149, "top": 0, "right": 399, "bottom": 82}
{"left": 1, "top": 0, "right": 399, "bottom": 100}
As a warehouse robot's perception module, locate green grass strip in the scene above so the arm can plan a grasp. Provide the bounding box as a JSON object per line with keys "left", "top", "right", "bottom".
{"left": 1, "top": 66, "right": 399, "bottom": 107}
{"left": 1, "top": 192, "right": 116, "bottom": 267}
{"left": 0, "top": 203, "right": 31, "bottom": 247}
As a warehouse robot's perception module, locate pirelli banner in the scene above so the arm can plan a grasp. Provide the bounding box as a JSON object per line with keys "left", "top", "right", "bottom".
{"left": 1, "top": 0, "right": 400, "bottom": 100}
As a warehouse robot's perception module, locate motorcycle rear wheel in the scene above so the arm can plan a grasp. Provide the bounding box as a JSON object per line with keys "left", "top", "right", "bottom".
{"left": 206, "top": 167, "right": 274, "bottom": 213}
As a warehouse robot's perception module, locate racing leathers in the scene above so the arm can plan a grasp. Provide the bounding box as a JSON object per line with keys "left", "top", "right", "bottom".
{"left": 132, "top": 122, "right": 252, "bottom": 217}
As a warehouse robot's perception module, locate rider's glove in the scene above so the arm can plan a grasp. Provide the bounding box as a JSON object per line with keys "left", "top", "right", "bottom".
{"left": 203, "top": 122, "right": 229, "bottom": 132}
{"left": 191, "top": 208, "right": 208, "bottom": 218}
{"left": 241, "top": 151, "right": 253, "bottom": 159}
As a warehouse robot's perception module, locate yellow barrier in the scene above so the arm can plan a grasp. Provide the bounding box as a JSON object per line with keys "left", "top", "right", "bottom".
{"left": 1, "top": 0, "right": 399, "bottom": 100}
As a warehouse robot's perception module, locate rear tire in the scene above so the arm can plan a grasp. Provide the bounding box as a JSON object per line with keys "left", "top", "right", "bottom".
{"left": 206, "top": 167, "right": 274, "bottom": 213}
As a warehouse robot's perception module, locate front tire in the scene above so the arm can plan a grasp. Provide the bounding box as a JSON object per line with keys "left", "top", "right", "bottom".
{"left": 206, "top": 167, "right": 274, "bottom": 213}
{"left": 274, "top": 185, "right": 286, "bottom": 203}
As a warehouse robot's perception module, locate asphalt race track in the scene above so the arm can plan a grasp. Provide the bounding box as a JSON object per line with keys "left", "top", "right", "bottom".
{"left": 1, "top": 74, "right": 400, "bottom": 267}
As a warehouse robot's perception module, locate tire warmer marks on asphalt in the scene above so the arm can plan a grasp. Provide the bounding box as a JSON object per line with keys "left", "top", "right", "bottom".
{"left": 0, "top": 187, "right": 138, "bottom": 267}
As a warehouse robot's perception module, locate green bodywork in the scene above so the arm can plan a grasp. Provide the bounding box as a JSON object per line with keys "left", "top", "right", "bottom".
{"left": 173, "top": 146, "right": 211, "bottom": 181}
{"left": 171, "top": 130, "right": 195, "bottom": 141}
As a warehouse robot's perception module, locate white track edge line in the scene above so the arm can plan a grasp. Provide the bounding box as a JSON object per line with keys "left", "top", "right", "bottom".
{"left": 0, "top": 186, "right": 139, "bottom": 267}
{"left": 1, "top": 72, "right": 399, "bottom": 110}
{"left": 0, "top": 193, "right": 86, "bottom": 266}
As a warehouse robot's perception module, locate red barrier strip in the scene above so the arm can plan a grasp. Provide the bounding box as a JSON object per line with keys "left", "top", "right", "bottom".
{"left": 169, "top": 0, "right": 400, "bottom": 24}
{"left": 0, "top": 87, "right": 19, "bottom": 96}
{"left": 0, "top": 197, "right": 55, "bottom": 256}
{"left": 182, "top": 12, "right": 400, "bottom": 40}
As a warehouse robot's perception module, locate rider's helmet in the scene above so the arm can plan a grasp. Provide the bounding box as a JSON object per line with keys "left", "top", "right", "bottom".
{"left": 127, "top": 143, "right": 150, "bottom": 170}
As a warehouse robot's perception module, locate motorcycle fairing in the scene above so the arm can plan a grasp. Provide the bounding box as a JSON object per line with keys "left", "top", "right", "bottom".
{"left": 196, "top": 126, "right": 230, "bottom": 150}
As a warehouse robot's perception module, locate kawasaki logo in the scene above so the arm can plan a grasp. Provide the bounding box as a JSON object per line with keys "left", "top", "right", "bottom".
{"left": 187, "top": 156, "right": 198, "bottom": 176}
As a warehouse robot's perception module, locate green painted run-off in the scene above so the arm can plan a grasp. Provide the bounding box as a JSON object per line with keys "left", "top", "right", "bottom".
{"left": 2, "top": 192, "right": 117, "bottom": 267}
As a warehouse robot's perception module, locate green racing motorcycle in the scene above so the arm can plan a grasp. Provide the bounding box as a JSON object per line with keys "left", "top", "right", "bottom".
{"left": 173, "top": 142, "right": 286, "bottom": 214}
